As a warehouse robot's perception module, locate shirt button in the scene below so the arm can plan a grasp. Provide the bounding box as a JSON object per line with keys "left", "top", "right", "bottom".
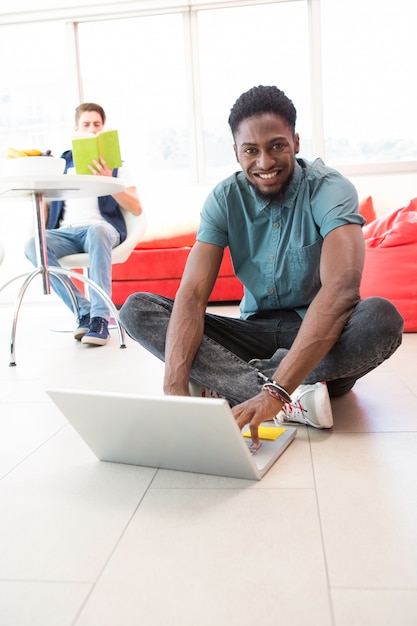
{"left": 269, "top": 254, "right": 275, "bottom": 260}
{"left": 268, "top": 288, "right": 274, "bottom": 294}
{"left": 273, "top": 222, "right": 279, "bottom": 228}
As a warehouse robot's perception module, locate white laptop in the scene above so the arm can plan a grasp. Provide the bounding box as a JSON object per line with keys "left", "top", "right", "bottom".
{"left": 46, "top": 388, "right": 296, "bottom": 480}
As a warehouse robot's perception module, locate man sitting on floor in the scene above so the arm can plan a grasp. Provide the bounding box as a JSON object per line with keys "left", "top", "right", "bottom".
{"left": 119, "top": 85, "right": 403, "bottom": 441}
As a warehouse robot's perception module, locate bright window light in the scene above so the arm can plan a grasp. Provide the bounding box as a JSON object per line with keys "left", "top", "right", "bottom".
{"left": 197, "top": 1, "right": 311, "bottom": 182}
{"left": 0, "top": 21, "right": 72, "bottom": 160}
{"left": 77, "top": 13, "right": 190, "bottom": 186}
{"left": 321, "top": 0, "right": 417, "bottom": 165}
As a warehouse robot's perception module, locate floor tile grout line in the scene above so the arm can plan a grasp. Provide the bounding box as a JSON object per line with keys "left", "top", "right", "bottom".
{"left": 0, "top": 577, "right": 92, "bottom": 585}
{"left": 308, "top": 426, "right": 337, "bottom": 626}
{"left": 70, "top": 469, "right": 160, "bottom": 626}
{"left": 330, "top": 584, "right": 417, "bottom": 592}
{"left": 0, "top": 424, "right": 68, "bottom": 482}
{"left": 70, "top": 481, "right": 317, "bottom": 624}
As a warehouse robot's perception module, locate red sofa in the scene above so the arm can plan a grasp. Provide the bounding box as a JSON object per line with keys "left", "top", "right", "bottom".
{"left": 111, "top": 230, "right": 243, "bottom": 306}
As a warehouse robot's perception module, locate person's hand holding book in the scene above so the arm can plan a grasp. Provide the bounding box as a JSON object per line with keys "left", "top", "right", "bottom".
{"left": 72, "top": 129, "right": 122, "bottom": 175}
{"left": 87, "top": 155, "right": 112, "bottom": 177}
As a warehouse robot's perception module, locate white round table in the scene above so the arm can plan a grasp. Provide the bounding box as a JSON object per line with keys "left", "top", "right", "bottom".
{"left": 0, "top": 174, "right": 127, "bottom": 365}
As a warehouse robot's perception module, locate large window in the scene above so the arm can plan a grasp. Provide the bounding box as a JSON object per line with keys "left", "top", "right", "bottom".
{"left": 77, "top": 13, "right": 190, "bottom": 186}
{"left": 0, "top": 0, "right": 415, "bottom": 184}
{"left": 196, "top": 1, "right": 311, "bottom": 182}
{"left": 77, "top": 1, "right": 310, "bottom": 186}
{"left": 321, "top": 0, "right": 417, "bottom": 166}
{"left": 0, "top": 21, "right": 73, "bottom": 162}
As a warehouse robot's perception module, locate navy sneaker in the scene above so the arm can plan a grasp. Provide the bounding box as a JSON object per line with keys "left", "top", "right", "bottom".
{"left": 81, "top": 317, "right": 110, "bottom": 346}
{"left": 74, "top": 314, "right": 90, "bottom": 341}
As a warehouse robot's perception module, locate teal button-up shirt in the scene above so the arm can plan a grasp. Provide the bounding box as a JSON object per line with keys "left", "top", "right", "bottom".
{"left": 197, "top": 158, "right": 365, "bottom": 319}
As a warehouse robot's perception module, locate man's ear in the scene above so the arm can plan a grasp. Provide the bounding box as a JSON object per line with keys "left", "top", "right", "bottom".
{"left": 294, "top": 133, "right": 300, "bottom": 154}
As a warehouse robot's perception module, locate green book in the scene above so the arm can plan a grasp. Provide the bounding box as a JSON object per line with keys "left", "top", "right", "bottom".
{"left": 72, "top": 129, "right": 122, "bottom": 175}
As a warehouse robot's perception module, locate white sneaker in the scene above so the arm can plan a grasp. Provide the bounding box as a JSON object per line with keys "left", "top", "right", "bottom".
{"left": 274, "top": 382, "right": 333, "bottom": 429}
{"left": 189, "top": 380, "right": 224, "bottom": 399}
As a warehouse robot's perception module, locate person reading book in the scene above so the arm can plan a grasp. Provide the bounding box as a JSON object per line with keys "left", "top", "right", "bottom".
{"left": 24, "top": 102, "right": 143, "bottom": 346}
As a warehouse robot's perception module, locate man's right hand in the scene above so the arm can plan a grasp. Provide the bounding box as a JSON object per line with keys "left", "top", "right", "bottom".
{"left": 232, "top": 391, "right": 284, "bottom": 446}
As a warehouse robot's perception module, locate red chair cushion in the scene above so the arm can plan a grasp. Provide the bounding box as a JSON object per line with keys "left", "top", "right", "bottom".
{"left": 358, "top": 196, "right": 376, "bottom": 224}
{"left": 360, "top": 198, "right": 417, "bottom": 331}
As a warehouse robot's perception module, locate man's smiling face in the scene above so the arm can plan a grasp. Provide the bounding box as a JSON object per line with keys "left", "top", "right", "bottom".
{"left": 233, "top": 112, "right": 300, "bottom": 198}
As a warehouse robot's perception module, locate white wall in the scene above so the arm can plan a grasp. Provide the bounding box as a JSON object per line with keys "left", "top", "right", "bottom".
{"left": 348, "top": 170, "right": 417, "bottom": 216}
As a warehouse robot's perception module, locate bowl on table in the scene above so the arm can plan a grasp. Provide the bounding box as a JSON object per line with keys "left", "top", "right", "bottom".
{"left": 2, "top": 156, "right": 66, "bottom": 176}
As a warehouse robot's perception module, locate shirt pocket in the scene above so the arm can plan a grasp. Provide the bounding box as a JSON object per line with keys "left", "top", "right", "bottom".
{"left": 286, "top": 238, "right": 322, "bottom": 306}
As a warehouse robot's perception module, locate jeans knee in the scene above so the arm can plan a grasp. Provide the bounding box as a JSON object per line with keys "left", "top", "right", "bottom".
{"left": 119, "top": 293, "right": 172, "bottom": 354}
{"left": 358, "top": 297, "right": 404, "bottom": 364}
{"left": 120, "top": 292, "right": 149, "bottom": 324}
{"left": 361, "top": 296, "right": 404, "bottom": 335}
{"left": 87, "top": 223, "right": 115, "bottom": 246}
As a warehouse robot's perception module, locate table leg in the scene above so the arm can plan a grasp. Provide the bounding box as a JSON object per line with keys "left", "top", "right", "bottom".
{"left": 7, "top": 267, "right": 125, "bottom": 366}
{"left": 32, "top": 191, "right": 50, "bottom": 295}
{"left": 8, "top": 268, "right": 46, "bottom": 366}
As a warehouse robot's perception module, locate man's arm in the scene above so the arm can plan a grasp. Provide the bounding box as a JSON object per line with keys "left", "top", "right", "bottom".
{"left": 233, "top": 223, "right": 365, "bottom": 438}
{"left": 112, "top": 185, "right": 142, "bottom": 215}
{"left": 164, "top": 241, "right": 224, "bottom": 396}
{"left": 88, "top": 155, "right": 143, "bottom": 215}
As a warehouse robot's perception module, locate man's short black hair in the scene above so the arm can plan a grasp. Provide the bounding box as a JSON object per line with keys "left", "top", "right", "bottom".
{"left": 228, "top": 85, "right": 297, "bottom": 136}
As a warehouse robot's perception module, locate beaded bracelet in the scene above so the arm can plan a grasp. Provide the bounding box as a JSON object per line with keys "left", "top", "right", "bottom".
{"left": 262, "top": 383, "right": 290, "bottom": 404}
{"left": 257, "top": 371, "right": 292, "bottom": 404}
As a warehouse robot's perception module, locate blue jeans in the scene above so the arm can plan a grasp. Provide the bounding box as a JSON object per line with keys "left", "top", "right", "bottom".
{"left": 24, "top": 223, "right": 120, "bottom": 320}
{"left": 119, "top": 293, "right": 404, "bottom": 405}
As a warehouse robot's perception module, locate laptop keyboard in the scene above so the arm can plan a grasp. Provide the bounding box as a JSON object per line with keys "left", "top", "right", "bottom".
{"left": 246, "top": 441, "right": 263, "bottom": 455}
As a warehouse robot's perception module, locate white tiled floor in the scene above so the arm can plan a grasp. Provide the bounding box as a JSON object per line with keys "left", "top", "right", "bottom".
{"left": 0, "top": 298, "right": 417, "bottom": 626}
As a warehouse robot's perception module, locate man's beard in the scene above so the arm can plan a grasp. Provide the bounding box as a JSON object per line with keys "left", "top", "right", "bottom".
{"left": 248, "top": 177, "right": 291, "bottom": 203}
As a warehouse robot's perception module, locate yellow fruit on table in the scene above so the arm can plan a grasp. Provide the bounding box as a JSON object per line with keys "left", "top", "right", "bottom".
{"left": 7, "top": 147, "right": 27, "bottom": 159}
{"left": 6, "top": 147, "right": 43, "bottom": 158}
{"left": 24, "top": 149, "right": 43, "bottom": 156}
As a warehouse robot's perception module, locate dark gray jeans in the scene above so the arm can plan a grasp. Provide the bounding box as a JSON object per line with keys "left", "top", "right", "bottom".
{"left": 120, "top": 294, "right": 404, "bottom": 406}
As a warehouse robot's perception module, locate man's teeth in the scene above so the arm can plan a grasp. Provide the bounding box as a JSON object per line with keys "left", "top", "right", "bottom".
{"left": 259, "top": 172, "right": 278, "bottom": 179}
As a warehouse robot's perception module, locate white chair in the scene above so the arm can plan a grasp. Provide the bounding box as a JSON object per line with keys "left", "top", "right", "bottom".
{"left": 0, "top": 240, "right": 4, "bottom": 265}
{"left": 56, "top": 209, "right": 147, "bottom": 342}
